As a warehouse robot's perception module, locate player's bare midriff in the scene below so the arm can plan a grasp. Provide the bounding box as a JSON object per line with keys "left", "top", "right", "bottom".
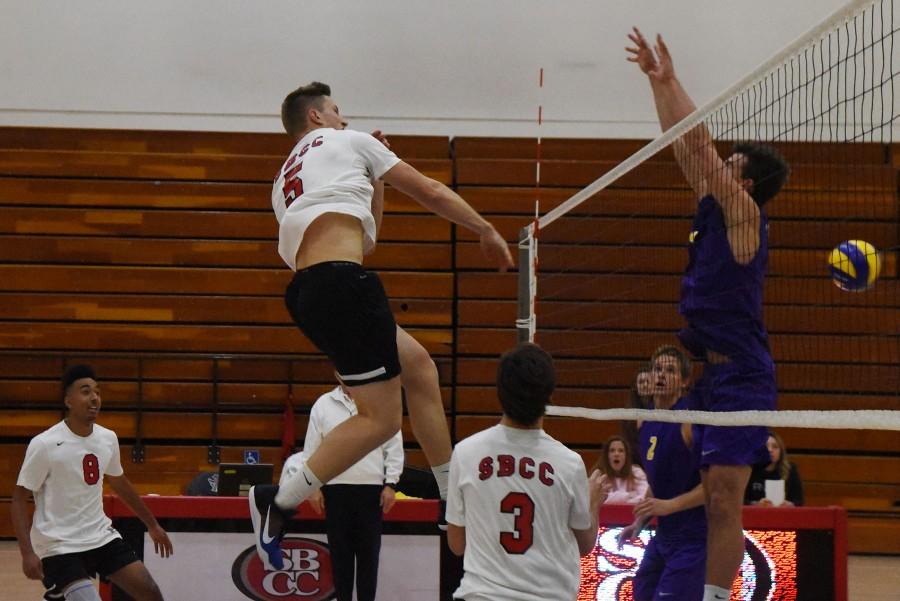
{"left": 295, "top": 212, "right": 366, "bottom": 269}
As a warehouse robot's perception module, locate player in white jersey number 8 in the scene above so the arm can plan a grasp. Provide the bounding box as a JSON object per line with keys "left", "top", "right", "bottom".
{"left": 12, "top": 365, "right": 173, "bottom": 601}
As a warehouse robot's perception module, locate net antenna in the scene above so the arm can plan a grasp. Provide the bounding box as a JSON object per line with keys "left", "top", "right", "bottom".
{"left": 516, "top": 67, "right": 545, "bottom": 344}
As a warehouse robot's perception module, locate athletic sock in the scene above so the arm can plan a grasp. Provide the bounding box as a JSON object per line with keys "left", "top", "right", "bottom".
{"left": 702, "top": 584, "right": 731, "bottom": 601}
{"left": 275, "top": 460, "right": 323, "bottom": 511}
{"left": 63, "top": 579, "right": 102, "bottom": 601}
{"left": 431, "top": 462, "right": 450, "bottom": 500}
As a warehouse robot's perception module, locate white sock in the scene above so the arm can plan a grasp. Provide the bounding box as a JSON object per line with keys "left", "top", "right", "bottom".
{"left": 63, "top": 579, "right": 102, "bottom": 601}
{"left": 275, "top": 460, "right": 323, "bottom": 511}
{"left": 431, "top": 462, "right": 450, "bottom": 500}
{"left": 703, "top": 584, "right": 731, "bottom": 601}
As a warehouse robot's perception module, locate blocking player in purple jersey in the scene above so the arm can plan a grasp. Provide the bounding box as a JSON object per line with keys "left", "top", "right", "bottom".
{"left": 619, "top": 346, "right": 706, "bottom": 601}
{"left": 626, "top": 28, "right": 789, "bottom": 601}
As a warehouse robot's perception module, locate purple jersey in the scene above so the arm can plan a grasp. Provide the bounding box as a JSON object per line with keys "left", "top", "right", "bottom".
{"left": 679, "top": 195, "right": 773, "bottom": 371}
{"left": 639, "top": 397, "right": 706, "bottom": 543}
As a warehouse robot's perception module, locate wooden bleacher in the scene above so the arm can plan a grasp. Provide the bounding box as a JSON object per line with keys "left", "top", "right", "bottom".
{"left": 0, "top": 128, "right": 897, "bottom": 553}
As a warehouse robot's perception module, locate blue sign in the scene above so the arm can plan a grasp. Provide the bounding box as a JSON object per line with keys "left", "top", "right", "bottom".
{"left": 243, "top": 449, "right": 260, "bottom": 465}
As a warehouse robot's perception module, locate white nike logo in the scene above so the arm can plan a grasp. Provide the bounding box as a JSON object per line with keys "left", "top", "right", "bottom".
{"left": 658, "top": 593, "right": 673, "bottom": 597}
{"left": 701, "top": 450, "right": 715, "bottom": 456}
{"left": 261, "top": 507, "right": 277, "bottom": 545}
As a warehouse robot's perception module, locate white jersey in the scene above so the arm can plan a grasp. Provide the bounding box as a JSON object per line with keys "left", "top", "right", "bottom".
{"left": 16, "top": 421, "right": 124, "bottom": 558}
{"left": 447, "top": 424, "right": 593, "bottom": 601}
{"left": 271, "top": 127, "right": 401, "bottom": 270}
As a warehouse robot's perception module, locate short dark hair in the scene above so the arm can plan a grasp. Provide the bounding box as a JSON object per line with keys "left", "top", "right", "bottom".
{"left": 62, "top": 364, "right": 96, "bottom": 397}
{"left": 650, "top": 345, "right": 692, "bottom": 380}
{"left": 732, "top": 142, "right": 790, "bottom": 206}
{"left": 496, "top": 343, "right": 555, "bottom": 426}
{"left": 281, "top": 82, "right": 331, "bottom": 139}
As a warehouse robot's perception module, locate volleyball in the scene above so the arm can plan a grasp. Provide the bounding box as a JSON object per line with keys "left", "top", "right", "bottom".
{"left": 828, "top": 240, "right": 882, "bottom": 291}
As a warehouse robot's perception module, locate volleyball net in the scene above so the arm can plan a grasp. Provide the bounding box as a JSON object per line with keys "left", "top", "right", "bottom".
{"left": 517, "top": 0, "right": 899, "bottom": 430}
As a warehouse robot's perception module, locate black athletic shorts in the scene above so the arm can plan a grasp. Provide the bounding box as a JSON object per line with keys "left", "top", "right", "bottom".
{"left": 285, "top": 261, "right": 401, "bottom": 386}
{"left": 41, "top": 537, "right": 138, "bottom": 599}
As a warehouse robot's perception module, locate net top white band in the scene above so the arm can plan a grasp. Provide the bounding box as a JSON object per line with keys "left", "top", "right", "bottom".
{"left": 547, "top": 406, "right": 900, "bottom": 431}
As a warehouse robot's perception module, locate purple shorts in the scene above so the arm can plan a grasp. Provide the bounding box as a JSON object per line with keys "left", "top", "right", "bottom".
{"left": 634, "top": 536, "right": 706, "bottom": 601}
{"left": 689, "top": 362, "right": 775, "bottom": 468}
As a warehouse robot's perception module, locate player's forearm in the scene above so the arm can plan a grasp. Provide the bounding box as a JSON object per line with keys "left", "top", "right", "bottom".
{"left": 112, "top": 479, "right": 161, "bottom": 530}
{"left": 10, "top": 490, "right": 36, "bottom": 556}
{"left": 650, "top": 76, "right": 721, "bottom": 196}
{"left": 651, "top": 77, "right": 714, "bottom": 155}
{"left": 650, "top": 75, "right": 695, "bottom": 130}
{"left": 574, "top": 503, "right": 602, "bottom": 556}
{"left": 667, "top": 484, "right": 706, "bottom": 514}
{"left": 416, "top": 179, "right": 494, "bottom": 236}
{"left": 575, "top": 521, "right": 599, "bottom": 556}
{"left": 382, "top": 161, "right": 495, "bottom": 236}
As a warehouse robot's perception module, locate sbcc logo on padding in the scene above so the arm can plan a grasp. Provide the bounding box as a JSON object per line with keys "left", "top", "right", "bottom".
{"left": 232, "top": 537, "right": 335, "bottom": 600}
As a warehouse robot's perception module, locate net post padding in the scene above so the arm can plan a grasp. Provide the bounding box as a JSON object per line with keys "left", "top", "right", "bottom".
{"left": 516, "top": 223, "right": 537, "bottom": 343}
{"left": 538, "top": 0, "right": 873, "bottom": 230}
{"left": 546, "top": 406, "right": 900, "bottom": 431}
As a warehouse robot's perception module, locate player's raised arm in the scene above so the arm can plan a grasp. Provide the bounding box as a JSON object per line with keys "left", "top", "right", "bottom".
{"left": 626, "top": 28, "right": 760, "bottom": 264}
{"left": 381, "top": 161, "right": 514, "bottom": 271}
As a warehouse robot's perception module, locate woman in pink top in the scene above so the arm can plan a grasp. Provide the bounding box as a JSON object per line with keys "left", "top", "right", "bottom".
{"left": 593, "top": 435, "right": 648, "bottom": 504}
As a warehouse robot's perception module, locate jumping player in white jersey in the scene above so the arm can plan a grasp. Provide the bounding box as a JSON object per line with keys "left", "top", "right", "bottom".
{"left": 446, "top": 343, "right": 609, "bottom": 601}
{"left": 250, "top": 81, "right": 514, "bottom": 570}
{"left": 11, "top": 365, "right": 173, "bottom": 601}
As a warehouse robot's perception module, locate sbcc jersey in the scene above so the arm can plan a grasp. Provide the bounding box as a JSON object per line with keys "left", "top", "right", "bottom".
{"left": 271, "top": 127, "right": 401, "bottom": 270}
{"left": 17, "top": 421, "right": 124, "bottom": 558}
{"left": 447, "top": 424, "right": 593, "bottom": 601}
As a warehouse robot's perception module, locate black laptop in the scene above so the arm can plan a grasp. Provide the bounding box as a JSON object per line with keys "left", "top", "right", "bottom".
{"left": 216, "top": 463, "right": 274, "bottom": 497}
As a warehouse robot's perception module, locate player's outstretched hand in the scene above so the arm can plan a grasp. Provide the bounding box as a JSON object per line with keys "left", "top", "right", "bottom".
{"left": 22, "top": 550, "right": 43, "bottom": 580}
{"left": 626, "top": 28, "right": 674, "bottom": 83}
{"left": 634, "top": 496, "right": 674, "bottom": 521}
{"left": 479, "top": 225, "right": 514, "bottom": 272}
{"left": 616, "top": 520, "right": 642, "bottom": 550}
{"left": 370, "top": 129, "right": 391, "bottom": 149}
{"left": 149, "top": 524, "right": 174, "bottom": 558}
{"left": 588, "top": 470, "right": 611, "bottom": 509}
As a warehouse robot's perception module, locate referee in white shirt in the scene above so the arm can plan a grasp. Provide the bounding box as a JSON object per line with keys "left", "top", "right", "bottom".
{"left": 282, "top": 384, "right": 403, "bottom": 601}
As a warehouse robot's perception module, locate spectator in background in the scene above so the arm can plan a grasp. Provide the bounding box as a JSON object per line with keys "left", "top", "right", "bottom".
{"left": 745, "top": 431, "right": 804, "bottom": 507}
{"left": 623, "top": 364, "right": 654, "bottom": 467}
{"left": 594, "top": 435, "right": 648, "bottom": 504}
{"left": 282, "top": 383, "right": 403, "bottom": 601}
